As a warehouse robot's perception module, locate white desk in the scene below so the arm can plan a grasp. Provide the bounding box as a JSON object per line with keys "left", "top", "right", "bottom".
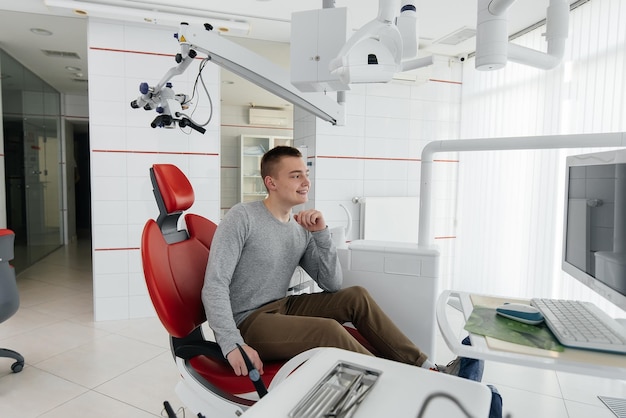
{"left": 437, "top": 290, "right": 626, "bottom": 380}
{"left": 242, "top": 347, "right": 493, "bottom": 418}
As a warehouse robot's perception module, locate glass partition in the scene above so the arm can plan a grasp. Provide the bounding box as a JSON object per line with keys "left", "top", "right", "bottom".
{"left": 1, "top": 50, "right": 63, "bottom": 271}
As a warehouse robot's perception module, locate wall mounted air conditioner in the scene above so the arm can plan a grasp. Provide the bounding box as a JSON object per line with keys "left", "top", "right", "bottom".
{"left": 248, "top": 107, "right": 289, "bottom": 126}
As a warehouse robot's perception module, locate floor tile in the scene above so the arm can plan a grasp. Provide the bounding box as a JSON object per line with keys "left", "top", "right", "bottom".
{"left": 0, "top": 320, "right": 110, "bottom": 365}
{"left": 35, "top": 333, "right": 166, "bottom": 388}
{"left": 0, "top": 366, "right": 87, "bottom": 418}
{"left": 564, "top": 399, "right": 622, "bottom": 418}
{"left": 14, "top": 279, "right": 85, "bottom": 310}
{"left": 37, "top": 389, "right": 156, "bottom": 418}
{"left": 557, "top": 370, "right": 626, "bottom": 407}
{"left": 95, "top": 351, "right": 188, "bottom": 416}
{"left": 483, "top": 361, "right": 562, "bottom": 398}
{"left": 0, "top": 307, "right": 61, "bottom": 340}
{"left": 109, "top": 317, "right": 172, "bottom": 349}
{"left": 496, "top": 385, "right": 569, "bottom": 418}
{"left": 26, "top": 292, "right": 94, "bottom": 321}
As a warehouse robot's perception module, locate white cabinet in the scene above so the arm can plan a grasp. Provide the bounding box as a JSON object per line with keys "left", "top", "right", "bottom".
{"left": 240, "top": 135, "right": 292, "bottom": 203}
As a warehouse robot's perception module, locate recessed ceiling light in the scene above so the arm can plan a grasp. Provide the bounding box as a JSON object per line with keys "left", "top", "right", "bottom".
{"left": 222, "top": 80, "right": 234, "bottom": 85}
{"left": 30, "top": 28, "right": 53, "bottom": 36}
{"left": 65, "top": 66, "right": 82, "bottom": 72}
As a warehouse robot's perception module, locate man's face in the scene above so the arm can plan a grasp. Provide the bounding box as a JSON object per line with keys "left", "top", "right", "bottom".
{"left": 267, "top": 156, "right": 310, "bottom": 206}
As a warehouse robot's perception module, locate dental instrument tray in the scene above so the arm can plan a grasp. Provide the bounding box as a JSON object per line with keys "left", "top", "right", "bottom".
{"left": 288, "top": 361, "right": 381, "bottom": 418}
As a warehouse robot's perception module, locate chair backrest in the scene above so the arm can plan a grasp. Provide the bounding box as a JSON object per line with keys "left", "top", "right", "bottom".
{"left": 141, "top": 164, "right": 216, "bottom": 338}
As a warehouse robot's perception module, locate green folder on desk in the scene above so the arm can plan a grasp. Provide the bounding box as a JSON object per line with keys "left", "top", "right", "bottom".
{"left": 464, "top": 306, "right": 564, "bottom": 352}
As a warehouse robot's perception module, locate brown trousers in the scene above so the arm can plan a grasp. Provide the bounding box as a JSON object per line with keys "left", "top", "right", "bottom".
{"left": 238, "top": 286, "right": 428, "bottom": 367}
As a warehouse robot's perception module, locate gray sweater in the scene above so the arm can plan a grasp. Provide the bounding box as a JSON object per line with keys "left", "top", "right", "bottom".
{"left": 202, "top": 201, "right": 342, "bottom": 357}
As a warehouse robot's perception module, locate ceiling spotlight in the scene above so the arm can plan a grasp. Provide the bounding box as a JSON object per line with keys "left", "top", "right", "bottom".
{"left": 30, "top": 28, "right": 53, "bottom": 36}
{"left": 65, "top": 66, "right": 82, "bottom": 72}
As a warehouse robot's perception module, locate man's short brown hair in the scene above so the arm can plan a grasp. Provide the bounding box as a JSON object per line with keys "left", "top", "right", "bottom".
{"left": 260, "top": 146, "right": 302, "bottom": 179}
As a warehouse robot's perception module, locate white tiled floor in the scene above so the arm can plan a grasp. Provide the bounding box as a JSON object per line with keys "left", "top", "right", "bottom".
{"left": 1, "top": 240, "right": 625, "bottom": 417}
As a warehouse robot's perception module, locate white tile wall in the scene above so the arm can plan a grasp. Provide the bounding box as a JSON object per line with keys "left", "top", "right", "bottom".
{"left": 88, "top": 20, "right": 220, "bottom": 320}
{"left": 299, "top": 60, "right": 463, "bottom": 273}
{"left": 87, "top": 19, "right": 463, "bottom": 320}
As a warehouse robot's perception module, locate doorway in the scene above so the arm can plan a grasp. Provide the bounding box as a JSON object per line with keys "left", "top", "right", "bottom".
{"left": 74, "top": 130, "right": 91, "bottom": 240}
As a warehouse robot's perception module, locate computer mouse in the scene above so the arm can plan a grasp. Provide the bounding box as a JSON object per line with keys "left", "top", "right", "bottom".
{"left": 496, "top": 302, "right": 544, "bottom": 325}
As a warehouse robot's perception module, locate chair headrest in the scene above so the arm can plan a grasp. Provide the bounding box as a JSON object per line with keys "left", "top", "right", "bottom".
{"left": 150, "top": 164, "right": 196, "bottom": 242}
{"left": 152, "top": 164, "right": 195, "bottom": 213}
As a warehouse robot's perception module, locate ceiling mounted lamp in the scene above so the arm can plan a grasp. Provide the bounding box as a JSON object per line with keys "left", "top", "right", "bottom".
{"left": 44, "top": 0, "right": 250, "bottom": 35}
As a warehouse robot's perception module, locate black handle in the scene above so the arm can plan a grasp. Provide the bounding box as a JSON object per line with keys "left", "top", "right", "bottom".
{"left": 236, "top": 343, "right": 268, "bottom": 398}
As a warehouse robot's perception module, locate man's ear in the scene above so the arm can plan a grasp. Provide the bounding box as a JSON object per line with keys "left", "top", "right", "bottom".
{"left": 264, "top": 176, "right": 276, "bottom": 190}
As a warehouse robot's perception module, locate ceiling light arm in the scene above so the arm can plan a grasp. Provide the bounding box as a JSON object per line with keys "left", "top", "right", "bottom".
{"left": 131, "top": 22, "right": 346, "bottom": 130}
{"left": 178, "top": 23, "right": 344, "bottom": 125}
{"left": 476, "top": 0, "right": 569, "bottom": 70}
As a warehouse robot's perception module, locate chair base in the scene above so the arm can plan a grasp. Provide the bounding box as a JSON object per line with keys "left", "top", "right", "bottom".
{"left": 1, "top": 348, "right": 25, "bottom": 373}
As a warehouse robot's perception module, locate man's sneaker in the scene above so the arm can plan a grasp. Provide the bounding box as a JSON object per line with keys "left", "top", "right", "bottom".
{"left": 434, "top": 357, "right": 462, "bottom": 376}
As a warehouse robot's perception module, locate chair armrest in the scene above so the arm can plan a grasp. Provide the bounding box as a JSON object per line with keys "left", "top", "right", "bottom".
{"left": 174, "top": 340, "right": 225, "bottom": 361}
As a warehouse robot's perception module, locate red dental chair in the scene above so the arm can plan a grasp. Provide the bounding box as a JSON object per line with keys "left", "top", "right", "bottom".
{"left": 141, "top": 163, "right": 376, "bottom": 416}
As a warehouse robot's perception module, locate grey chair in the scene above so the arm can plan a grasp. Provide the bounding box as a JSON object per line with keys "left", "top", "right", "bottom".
{"left": 0, "top": 229, "right": 24, "bottom": 373}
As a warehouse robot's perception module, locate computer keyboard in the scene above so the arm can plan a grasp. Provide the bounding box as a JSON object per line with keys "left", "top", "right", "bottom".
{"left": 530, "top": 298, "right": 626, "bottom": 354}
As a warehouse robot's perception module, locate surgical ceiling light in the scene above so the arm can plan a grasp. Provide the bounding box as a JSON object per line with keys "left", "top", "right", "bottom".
{"left": 328, "top": 0, "right": 434, "bottom": 85}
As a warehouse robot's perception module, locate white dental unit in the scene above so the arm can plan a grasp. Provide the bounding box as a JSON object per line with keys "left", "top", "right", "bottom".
{"left": 338, "top": 241, "right": 439, "bottom": 357}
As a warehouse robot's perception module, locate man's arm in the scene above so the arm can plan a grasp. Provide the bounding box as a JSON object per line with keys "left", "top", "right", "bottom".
{"left": 201, "top": 206, "right": 249, "bottom": 361}
{"left": 294, "top": 209, "right": 343, "bottom": 291}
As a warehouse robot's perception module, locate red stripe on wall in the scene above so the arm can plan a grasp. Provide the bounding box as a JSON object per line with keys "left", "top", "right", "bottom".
{"left": 222, "top": 123, "right": 293, "bottom": 131}
{"left": 90, "top": 47, "right": 175, "bottom": 58}
{"left": 429, "top": 78, "right": 463, "bottom": 85}
{"left": 317, "top": 155, "right": 421, "bottom": 162}
{"left": 315, "top": 155, "right": 459, "bottom": 163}
{"left": 92, "top": 149, "right": 218, "bottom": 156}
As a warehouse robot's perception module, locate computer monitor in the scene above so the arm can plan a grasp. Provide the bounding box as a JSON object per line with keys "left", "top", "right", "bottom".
{"left": 562, "top": 148, "right": 626, "bottom": 312}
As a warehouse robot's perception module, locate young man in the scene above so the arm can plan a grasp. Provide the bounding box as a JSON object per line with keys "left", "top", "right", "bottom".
{"left": 201, "top": 146, "right": 502, "bottom": 417}
{"left": 202, "top": 145, "right": 447, "bottom": 375}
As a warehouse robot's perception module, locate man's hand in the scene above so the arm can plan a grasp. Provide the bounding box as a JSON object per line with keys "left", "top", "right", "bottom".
{"left": 226, "top": 344, "right": 264, "bottom": 376}
{"left": 293, "top": 209, "right": 327, "bottom": 232}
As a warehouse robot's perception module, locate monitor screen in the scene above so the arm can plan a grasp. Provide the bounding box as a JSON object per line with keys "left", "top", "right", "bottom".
{"left": 562, "top": 148, "right": 626, "bottom": 311}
